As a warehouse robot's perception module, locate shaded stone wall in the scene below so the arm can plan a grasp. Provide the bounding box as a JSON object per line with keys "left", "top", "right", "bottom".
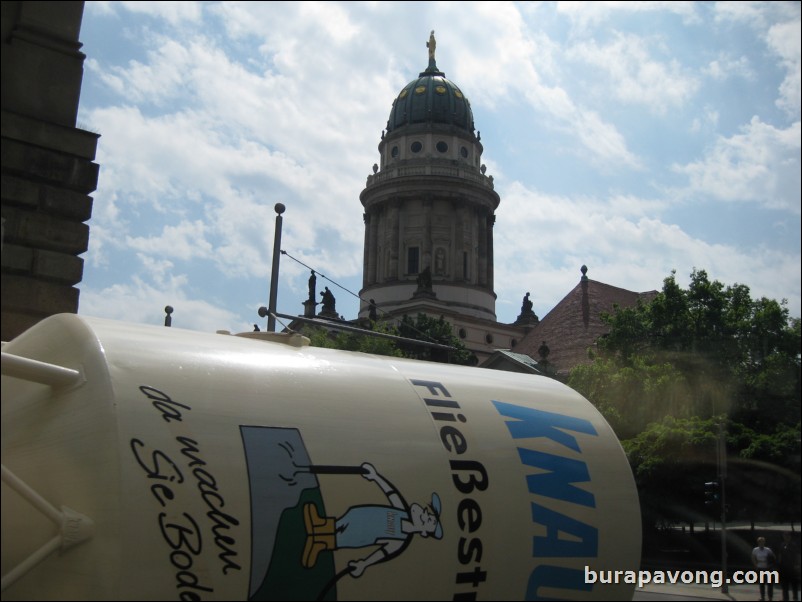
{"left": 1, "top": 1, "right": 99, "bottom": 341}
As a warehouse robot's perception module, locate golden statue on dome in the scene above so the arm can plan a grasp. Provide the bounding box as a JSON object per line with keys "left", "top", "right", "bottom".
{"left": 427, "top": 30, "right": 436, "bottom": 61}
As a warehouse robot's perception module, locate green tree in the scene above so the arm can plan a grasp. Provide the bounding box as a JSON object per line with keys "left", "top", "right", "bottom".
{"left": 572, "top": 269, "right": 801, "bottom": 434}
{"left": 570, "top": 355, "right": 691, "bottom": 439}
{"left": 396, "top": 313, "right": 476, "bottom": 365}
{"left": 305, "top": 314, "right": 476, "bottom": 365}
{"left": 623, "top": 415, "right": 721, "bottom": 528}
{"left": 568, "top": 269, "right": 800, "bottom": 527}
{"left": 306, "top": 320, "right": 404, "bottom": 357}
{"left": 624, "top": 418, "right": 801, "bottom": 526}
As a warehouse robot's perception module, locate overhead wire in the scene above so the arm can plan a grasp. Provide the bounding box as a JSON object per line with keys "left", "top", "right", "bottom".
{"left": 279, "top": 249, "right": 451, "bottom": 349}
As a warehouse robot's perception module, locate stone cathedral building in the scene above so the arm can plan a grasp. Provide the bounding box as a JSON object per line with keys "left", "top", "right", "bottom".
{"left": 356, "top": 33, "right": 537, "bottom": 362}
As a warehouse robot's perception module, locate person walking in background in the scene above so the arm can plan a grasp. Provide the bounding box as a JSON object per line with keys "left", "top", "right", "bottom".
{"left": 753, "top": 536, "right": 777, "bottom": 601}
{"left": 778, "top": 532, "right": 800, "bottom": 601}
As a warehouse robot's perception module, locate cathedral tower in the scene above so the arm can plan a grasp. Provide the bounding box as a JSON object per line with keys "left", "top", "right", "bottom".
{"left": 359, "top": 32, "right": 500, "bottom": 324}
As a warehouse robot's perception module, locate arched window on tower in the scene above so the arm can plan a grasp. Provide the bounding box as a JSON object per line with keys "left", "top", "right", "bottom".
{"left": 407, "top": 247, "right": 420, "bottom": 275}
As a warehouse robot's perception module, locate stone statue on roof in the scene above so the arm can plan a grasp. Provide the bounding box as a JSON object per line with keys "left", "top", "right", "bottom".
{"left": 522, "top": 292, "right": 533, "bottom": 314}
{"left": 412, "top": 266, "right": 437, "bottom": 299}
{"left": 308, "top": 270, "right": 317, "bottom": 303}
{"left": 538, "top": 341, "right": 550, "bottom": 361}
{"left": 320, "top": 287, "right": 336, "bottom": 313}
{"left": 514, "top": 291, "right": 539, "bottom": 326}
{"left": 416, "top": 266, "right": 433, "bottom": 290}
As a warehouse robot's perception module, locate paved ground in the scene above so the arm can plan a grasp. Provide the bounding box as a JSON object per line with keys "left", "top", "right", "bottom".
{"left": 635, "top": 581, "right": 777, "bottom": 601}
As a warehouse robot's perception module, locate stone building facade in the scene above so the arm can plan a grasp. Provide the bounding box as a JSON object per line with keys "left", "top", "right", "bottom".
{"left": 1, "top": 1, "right": 99, "bottom": 341}
{"left": 508, "top": 266, "right": 658, "bottom": 378}
{"left": 357, "top": 34, "right": 534, "bottom": 361}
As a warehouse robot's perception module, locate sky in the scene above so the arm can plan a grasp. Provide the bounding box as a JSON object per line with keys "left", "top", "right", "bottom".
{"left": 76, "top": 1, "right": 801, "bottom": 334}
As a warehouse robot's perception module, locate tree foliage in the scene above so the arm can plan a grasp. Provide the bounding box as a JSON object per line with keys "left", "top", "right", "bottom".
{"left": 305, "top": 321, "right": 404, "bottom": 357}
{"left": 306, "top": 313, "right": 476, "bottom": 365}
{"left": 569, "top": 356, "right": 691, "bottom": 439}
{"left": 397, "top": 313, "right": 476, "bottom": 365}
{"left": 570, "top": 269, "right": 800, "bottom": 437}
{"left": 568, "top": 269, "right": 801, "bottom": 526}
{"left": 625, "top": 418, "right": 800, "bottom": 526}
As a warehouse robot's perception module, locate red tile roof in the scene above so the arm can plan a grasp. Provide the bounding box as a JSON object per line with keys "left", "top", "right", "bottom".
{"left": 513, "top": 278, "right": 657, "bottom": 377}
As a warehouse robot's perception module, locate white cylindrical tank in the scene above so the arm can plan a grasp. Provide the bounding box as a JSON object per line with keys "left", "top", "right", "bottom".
{"left": 2, "top": 314, "right": 640, "bottom": 600}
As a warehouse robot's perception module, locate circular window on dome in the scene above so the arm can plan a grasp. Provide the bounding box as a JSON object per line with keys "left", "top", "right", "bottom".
{"left": 436, "top": 141, "right": 448, "bottom": 153}
{"left": 411, "top": 141, "right": 423, "bottom": 153}
{"left": 391, "top": 146, "right": 399, "bottom": 158}
{"left": 435, "top": 85, "right": 447, "bottom": 95}
{"left": 415, "top": 86, "right": 426, "bottom": 95}
{"left": 455, "top": 90, "right": 464, "bottom": 99}
{"left": 459, "top": 328, "right": 467, "bottom": 339}
{"left": 460, "top": 146, "right": 469, "bottom": 158}
{"left": 399, "top": 88, "right": 409, "bottom": 99}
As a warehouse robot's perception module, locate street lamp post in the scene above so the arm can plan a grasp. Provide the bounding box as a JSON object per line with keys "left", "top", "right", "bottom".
{"left": 267, "top": 203, "right": 285, "bottom": 332}
{"left": 719, "top": 422, "right": 728, "bottom": 594}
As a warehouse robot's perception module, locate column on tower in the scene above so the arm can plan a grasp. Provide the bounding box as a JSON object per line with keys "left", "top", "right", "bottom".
{"left": 388, "top": 201, "right": 400, "bottom": 281}
{"left": 468, "top": 206, "right": 478, "bottom": 284}
{"left": 478, "top": 207, "right": 488, "bottom": 287}
{"left": 362, "top": 212, "right": 370, "bottom": 287}
{"left": 451, "top": 199, "right": 462, "bottom": 280}
{"left": 422, "top": 197, "right": 433, "bottom": 272}
{"left": 487, "top": 213, "right": 495, "bottom": 291}
{"left": 364, "top": 209, "right": 379, "bottom": 286}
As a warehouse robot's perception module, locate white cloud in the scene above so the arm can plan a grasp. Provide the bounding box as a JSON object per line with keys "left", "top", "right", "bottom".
{"left": 567, "top": 33, "right": 699, "bottom": 114}
{"left": 88, "top": 100, "right": 363, "bottom": 281}
{"left": 297, "top": 1, "right": 360, "bottom": 44}
{"left": 83, "top": 16, "right": 375, "bottom": 297}
{"left": 79, "top": 255, "right": 239, "bottom": 333}
{"left": 712, "top": 3, "right": 800, "bottom": 116}
{"left": 572, "top": 109, "right": 642, "bottom": 169}
{"left": 766, "top": 19, "right": 802, "bottom": 116}
{"left": 117, "top": 1, "right": 203, "bottom": 25}
{"left": 690, "top": 106, "right": 720, "bottom": 134}
{"left": 493, "top": 182, "right": 801, "bottom": 321}
{"left": 714, "top": 1, "right": 799, "bottom": 29}
{"left": 703, "top": 54, "right": 754, "bottom": 82}
{"left": 557, "top": 1, "right": 700, "bottom": 30}
{"left": 673, "top": 117, "right": 801, "bottom": 211}
{"left": 126, "top": 220, "right": 214, "bottom": 262}
{"left": 95, "top": 38, "right": 194, "bottom": 105}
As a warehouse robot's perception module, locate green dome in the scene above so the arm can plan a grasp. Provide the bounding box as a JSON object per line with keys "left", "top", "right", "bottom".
{"left": 386, "top": 64, "right": 475, "bottom": 135}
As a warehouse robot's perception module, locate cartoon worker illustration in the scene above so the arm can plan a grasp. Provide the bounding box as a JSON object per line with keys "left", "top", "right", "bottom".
{"left": 302, "top": 462, "right": 443, "bottom": 577}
